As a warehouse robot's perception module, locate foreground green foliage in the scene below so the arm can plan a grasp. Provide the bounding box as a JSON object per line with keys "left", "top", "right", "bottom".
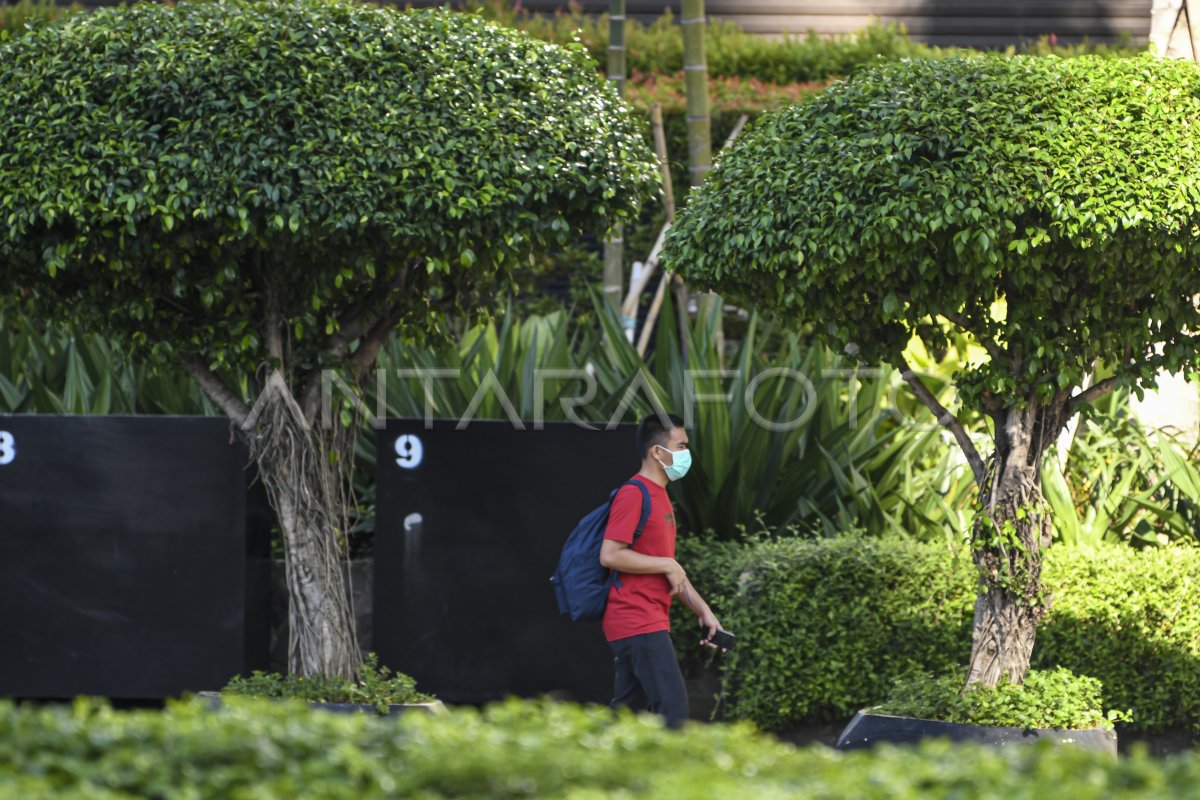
{"left": 2, "top": 697, "right": 1200, "bottom": 799}
{"left": 875, "top": 667, "right": 1126, "bottom": 730}
{"left": 222, "top": 653, "right": 434, "bottom": 713}
{"left": 678, "top": 536, "right": 1200, "bottom": 732}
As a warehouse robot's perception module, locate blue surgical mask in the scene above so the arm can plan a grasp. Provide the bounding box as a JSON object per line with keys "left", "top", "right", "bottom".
{"left": 656, "top": 445, "right": 692, "bottom": 481}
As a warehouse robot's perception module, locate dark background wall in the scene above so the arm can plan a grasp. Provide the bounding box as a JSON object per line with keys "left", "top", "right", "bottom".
{"left": 0, "top": 415, "right": 269, "bottom": 699}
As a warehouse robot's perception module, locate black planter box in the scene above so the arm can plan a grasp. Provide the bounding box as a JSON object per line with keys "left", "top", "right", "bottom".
{"left": 373, "top": 420, "right": 638, "bottom": 704}
{"left": 836, "top": 710, "right": 1118, "bottom": 755}
{"left": 0, "top": 415, "right": 269, "bottom": 698}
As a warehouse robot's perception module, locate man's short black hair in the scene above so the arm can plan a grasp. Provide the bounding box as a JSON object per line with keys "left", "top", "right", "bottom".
{"left": 636, "top": 413, "right": 685, "bottom": 460}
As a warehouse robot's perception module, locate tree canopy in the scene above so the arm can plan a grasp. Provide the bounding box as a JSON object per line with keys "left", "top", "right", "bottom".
{"left": 0, "top": 0, "right": 658, "bottom": 376}
{"left": 664, "top": 54, "right": 1200, "bottom": 414}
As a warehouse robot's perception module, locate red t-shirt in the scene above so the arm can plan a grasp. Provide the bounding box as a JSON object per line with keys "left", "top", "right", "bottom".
{"left": 601, "top": 475, "right": 678, "bottom": 642}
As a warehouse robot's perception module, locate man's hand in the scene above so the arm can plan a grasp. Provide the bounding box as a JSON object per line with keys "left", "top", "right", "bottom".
{"left": 698, "top": 610, "right": 724, "bottom": 650}
{"left": 664, "top": 560, "right": 688, "bottom": 596}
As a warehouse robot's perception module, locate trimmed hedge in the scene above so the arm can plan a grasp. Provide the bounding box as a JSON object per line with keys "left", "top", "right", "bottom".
{"left": 3, "top": 697, "right": 1200, "bottom": 798}
{"left": 674, "top": 536, "right": 1200, "bottom": 733}
{"left": 1036, "top": 547, "right": 1200, "bottom": 732}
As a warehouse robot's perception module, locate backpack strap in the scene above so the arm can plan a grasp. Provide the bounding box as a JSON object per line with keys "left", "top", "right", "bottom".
{"left": 608, "top": 479, "right": 655, "bottom": 591}
{"left": 622, "top": 478, "right": 653, "bottom": 550}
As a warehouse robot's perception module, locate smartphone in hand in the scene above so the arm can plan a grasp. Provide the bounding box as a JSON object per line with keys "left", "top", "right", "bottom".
{"left": 702, "top": 626, "right": 735, "bottom": 651}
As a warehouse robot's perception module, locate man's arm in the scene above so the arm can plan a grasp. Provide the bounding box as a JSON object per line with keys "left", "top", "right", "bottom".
{"left": 679, "top": 579, "right": 723, "bottom": 648}
{"left": 600, "top": 541, "right": 725, "bottom": 650}
{"left": 599, "top": 539, "right": 687, "bottom": 594}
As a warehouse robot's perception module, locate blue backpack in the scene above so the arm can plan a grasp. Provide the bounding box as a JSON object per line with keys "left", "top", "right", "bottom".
{"left": 551, "top": 479, "right": 652, "bottom": 622}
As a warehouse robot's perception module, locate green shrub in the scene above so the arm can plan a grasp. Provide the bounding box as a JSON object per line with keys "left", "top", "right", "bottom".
{"left": 1034, "top": 546, "right": 1200, "bottom": 732}
{"left": 691, "top": 536, "right": 976, "bottom": 730}
{"left": 875, "top": 667, "right": 1129, "bottom": 730}
{"left": 222, "top": 653, "right": 434, "bottom": 713}
{"left": 680, "top": 536, "right": 1200, "bottom": 732}
{"left": 3, "top": 696, "right": 1200, "bottom": 798}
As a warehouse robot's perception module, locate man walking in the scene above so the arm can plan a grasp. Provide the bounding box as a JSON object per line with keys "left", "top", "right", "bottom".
{"left": 599, "top": 413, "right": 723, "bottom": 728}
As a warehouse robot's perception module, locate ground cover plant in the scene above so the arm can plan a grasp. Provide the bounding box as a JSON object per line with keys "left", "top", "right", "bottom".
{"left": 223, "top": 653, "right": 433, "bottom": 713}
{"left": 0, "top": 0, "right": 657, "bottom": 677}
{"left": 664, "top": 53, "right": 1200, "bottom": 688}
{"left": 874, "top": 667, "right": 1127, "bottom": 730}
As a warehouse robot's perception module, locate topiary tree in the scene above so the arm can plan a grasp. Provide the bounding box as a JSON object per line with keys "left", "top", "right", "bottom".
{"left": 0, "top": 0, "right": 657, "bottom": 677}
{"left": 663, "top": 54, "right": 1200, "bottom": 687}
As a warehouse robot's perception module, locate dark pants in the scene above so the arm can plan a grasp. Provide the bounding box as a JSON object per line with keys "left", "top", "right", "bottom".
{"left": 609, "top": 630, "right": 689, "bottom": 729}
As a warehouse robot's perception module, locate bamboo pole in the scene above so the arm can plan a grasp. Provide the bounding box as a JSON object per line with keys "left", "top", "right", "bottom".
{"left": 636, "top": 103, "right": 682, "bottom": 357}
{"left": 652, "top": 103, "right": 676, "bottom": 225}
{"left": 723, "top": 114, "right": 750, "bottom": 151}
{"left": 637, "top": 267, "right": 670, "bottom": 357}
{"left": 635, "top": 113, "right": 750, "bottom": 358}
{"left": 681, "top": 0, "right": 723, "bottom": 358}
{"left": 620, "top": 104, "right": 673, "bottom": 321}
{"left": 602, "top": 1, "right": 627, "bottom": 322}
{"left": 681, "top": 0, "right": 712, "bottom": 189}
{"left": 622, "top": 223, "right": 668, "bottom": 320}
{"left": 624, "top": 112, "right": 747, "bottom": 324}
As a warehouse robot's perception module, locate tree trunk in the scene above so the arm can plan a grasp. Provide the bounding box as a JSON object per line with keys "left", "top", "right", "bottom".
{"left": 273, "top": 472, "right": 360, "bottom": 678}
{"left": 248, "top": 377, "right": 360, "bottom": 678}
{"left": 189, "top": 362, "right": 361, "bottom": 679}
{"left": 966, "top": 401, "right": 1062, "bottom": 687}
